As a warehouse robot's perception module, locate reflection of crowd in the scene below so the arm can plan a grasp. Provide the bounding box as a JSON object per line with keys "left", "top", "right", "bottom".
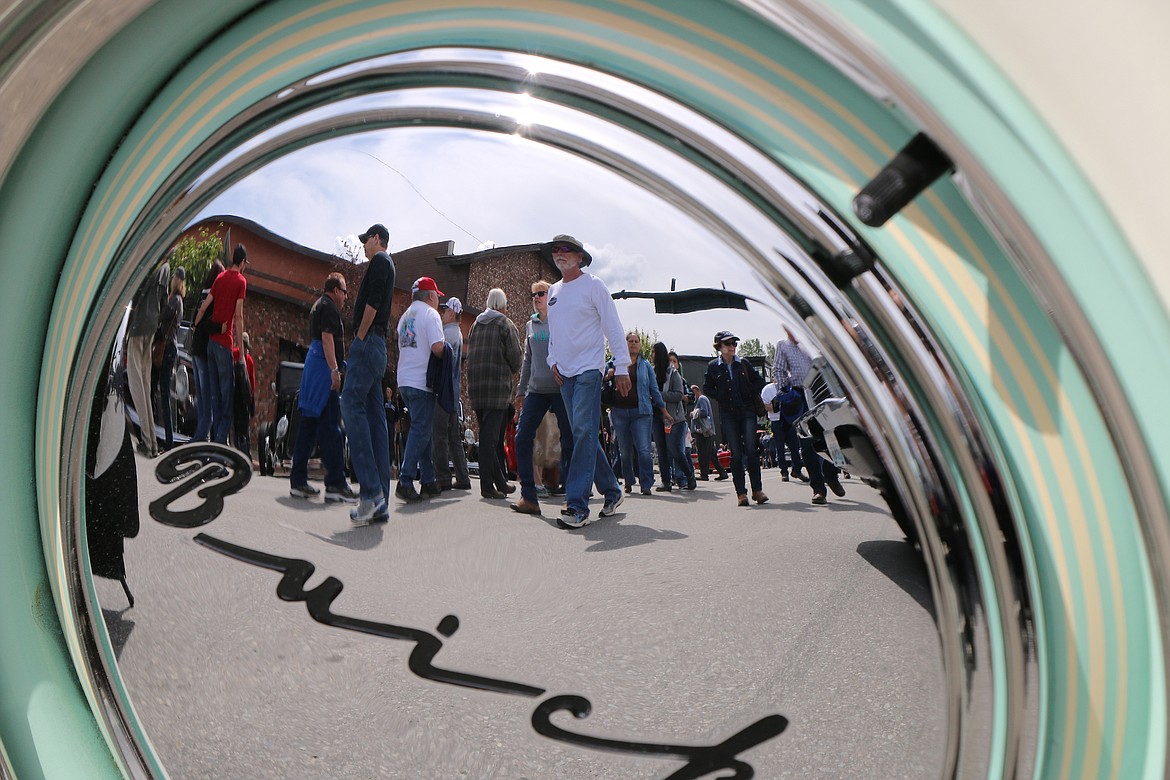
{"left": 124, "top": 252, "right": 250, "bottom": 460}
{"left": 122, "top": 242, "right": 259, "bottom": 462}
{"left": 124, "top": 225, "right": 847, "bottom": 531}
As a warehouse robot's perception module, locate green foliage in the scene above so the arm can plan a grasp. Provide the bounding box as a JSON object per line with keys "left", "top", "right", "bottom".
{"left": 736, "top": 337, "right": 776, "bottom": 376}
{"left": 168, "top": 225, "right": 223, "bottom": 316}
{"left": 632, "top": 327, "right": 659, "bottom": 362}
{"left": 606, "top": 326, "right": 659, "bottom": 363}
{"left": 738, "top": 337, "right": 764, "bottom": 357}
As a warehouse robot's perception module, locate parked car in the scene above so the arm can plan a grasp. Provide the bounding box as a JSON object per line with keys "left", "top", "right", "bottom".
{"left": 797, "top": 356, "right": 917, "bottom": 547}
{"left": 690, "top": 449, "right": 732, "bottom": 470}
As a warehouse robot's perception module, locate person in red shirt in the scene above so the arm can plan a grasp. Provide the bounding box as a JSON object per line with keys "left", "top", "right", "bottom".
{"left": 194, "top": 243, "right": 248, "bottom": 444}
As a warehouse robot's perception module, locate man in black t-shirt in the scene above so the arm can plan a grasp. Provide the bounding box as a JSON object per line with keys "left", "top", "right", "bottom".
{"left": 341, "top": 223, "right": 397, "bottom": 525}
{"left": 290, "top": 273, "right": 358, "bottom": 504}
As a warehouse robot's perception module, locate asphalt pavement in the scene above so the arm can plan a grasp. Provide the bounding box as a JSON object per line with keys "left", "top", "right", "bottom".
{"left": 92, "top": 454, "right": 945, "bottom": 779}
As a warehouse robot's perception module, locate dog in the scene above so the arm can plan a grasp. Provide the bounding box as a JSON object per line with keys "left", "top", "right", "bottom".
{"left": 532, "top": 411, "right": 561, "bottom": 488}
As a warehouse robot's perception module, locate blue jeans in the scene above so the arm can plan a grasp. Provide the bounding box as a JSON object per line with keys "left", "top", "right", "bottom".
{"left": 515, "top": 391, "right": 573, "bottom": 502}
{"left": 772, "top": 418, "right": 804, "bottom": 474}
{"left": 723, "top": 408, "right": 763, "bottom": 496}
{"left": 340, "top": 334, "right": 390, "bottom": 501}
{"left": 192, "top": 354, "right": 212, "bottom": 441}
{"left": 207, "top": 341, "right": 234, "bottom": 444}
{"left": 290, "top": 392, "right": 346, "bottom": 489}
{"left": 559, "top": 370, "right": 620, "bottom": 516}
{"left": 671, "top": 421, "right": 695, "bottom": 484}
{"left": 431, "top": 403, "right": 469, "bottom": 485}
{"left": 610, "top": 407, "right": 653, "bottom": 491}
{"left": 398, "top": 385, "right": 437, "bottom": 486}
{"left": 802, "top": 437, "right": 840, "bottom": 495}
{"left": 664, "top": 420, "right": 689, "bottom": 485}
{"left": 652, "top": 414, "right": 689, "bottom": 487}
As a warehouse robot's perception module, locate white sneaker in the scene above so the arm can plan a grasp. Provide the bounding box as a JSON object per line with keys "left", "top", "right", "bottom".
{"left": 350, "top": 496, "right": 386, "bottom": 526}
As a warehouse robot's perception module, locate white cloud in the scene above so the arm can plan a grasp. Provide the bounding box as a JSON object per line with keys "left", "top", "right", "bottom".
{"left": 588, "top": 243, "right": 645, "bottom": 291}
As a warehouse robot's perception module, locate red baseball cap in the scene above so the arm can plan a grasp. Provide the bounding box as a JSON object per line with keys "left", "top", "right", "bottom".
{"left": 412, "top": 276, "right": 445, "bottom": 296}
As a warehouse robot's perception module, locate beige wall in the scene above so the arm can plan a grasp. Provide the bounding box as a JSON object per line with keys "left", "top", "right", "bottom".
{"left": 936, "top": 0, "right": 1169, "bottom": 302}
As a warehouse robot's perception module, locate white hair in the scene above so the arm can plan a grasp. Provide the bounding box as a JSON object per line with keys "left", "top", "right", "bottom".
{"left": 485, "top": 287, "right": 507, "bottom": 311}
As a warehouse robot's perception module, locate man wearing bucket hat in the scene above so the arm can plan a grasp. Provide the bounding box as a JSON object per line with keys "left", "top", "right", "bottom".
{"left": 394, "top": 276, "right": 447, "bottom": 504}
{"left": 541, "top": 234, "right": 629, "bottom": 528}
{"left": 341, "top": 223, "right": 395, "bottom": 525}
{"left": 703, "top": 330, "right": 768, "bottom": 507}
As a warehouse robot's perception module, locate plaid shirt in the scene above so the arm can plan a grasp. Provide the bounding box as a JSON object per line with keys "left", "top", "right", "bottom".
{"left": 466, "top": 312, "right": 522, "bottom": 410}
{"left": 774, "top": 339, "right": 813, "bottom": 387}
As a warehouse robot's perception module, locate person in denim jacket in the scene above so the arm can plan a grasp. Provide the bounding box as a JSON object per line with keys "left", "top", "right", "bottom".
{"left": 605, "top": 332, "right": 671, "bottom": 494}
{"left": 702, "top": 330, "right": 768, "bottom": 507}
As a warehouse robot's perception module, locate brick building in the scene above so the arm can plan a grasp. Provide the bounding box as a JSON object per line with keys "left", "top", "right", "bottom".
{"left": 177, "top": 217, "right": 561, "bottom": 454}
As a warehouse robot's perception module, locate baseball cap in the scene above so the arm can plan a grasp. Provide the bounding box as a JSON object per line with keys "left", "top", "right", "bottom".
{"left": 539, "top": 234, "right": 592, "bottom": 267}
{"left": 358, "top": 223, "right": 389, "bottom": 244}
{"left": 713, "top": 330, "right": 740, "bottom": 345}
{"left": 412, "top": 276, "right": 445, "bottom": 296}
{"left": 440, "top": 296, "right": 463, "bottom": 314}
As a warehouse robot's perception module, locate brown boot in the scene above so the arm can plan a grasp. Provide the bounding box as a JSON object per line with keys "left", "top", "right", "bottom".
{"left": 510, "top": 498, "right": 543, "bottom": 515}
{"left": 753, "top": 490, "right": 769, "bottom": 504}
{"left": 737, "top": 493, "right": 749, "bottom": 507}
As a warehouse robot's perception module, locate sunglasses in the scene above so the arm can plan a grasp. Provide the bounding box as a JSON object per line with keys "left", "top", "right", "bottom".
{"left": 720, "top": 340, "right": 738, "bottom": 346}
{"left": 531, "top": 290, "right": 548, "bottom": 298}
{"left": 550, "top": 245, "right": 579, "bottom": 253}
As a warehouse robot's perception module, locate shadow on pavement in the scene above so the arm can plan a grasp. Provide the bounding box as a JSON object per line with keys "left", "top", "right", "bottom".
{"left": 396, "top": 496, "right": 460, "bottom": 513}
{"left": 856, "top": 539, "right": 935, "bottom": 616}
{"left": 578, "top": 516, "right": 688, "bottom": 552}
{"left": 823, "top": 495, "right": 891, "bottom": 516}
{"left": 102, "top": 607, "right": 136, "bottom": 660}
{"left": 306, "top": 522, "right": 386, "bottom": 550}
{"left": 274, "top": 495, "right": 337, "bottom": 512}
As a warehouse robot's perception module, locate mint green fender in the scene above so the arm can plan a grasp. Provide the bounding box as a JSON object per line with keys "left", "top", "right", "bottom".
{"left": 0, "top": 2, "right": 1166, "bottom": 778}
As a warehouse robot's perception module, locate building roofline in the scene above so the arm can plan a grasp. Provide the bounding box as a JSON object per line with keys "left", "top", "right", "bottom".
{"left": 437, "top": 242, "right": 560, "bottom": 275}
{"left": 190, "top": 214, "right": 339, "bottom": 263}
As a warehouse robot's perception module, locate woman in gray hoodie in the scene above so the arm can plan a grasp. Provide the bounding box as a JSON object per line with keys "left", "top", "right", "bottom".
{"left": 510, "top": 280, "right": 575, "bottom": 515}
{"left": 652, "top": 341, "right": 695, "bottom": 491}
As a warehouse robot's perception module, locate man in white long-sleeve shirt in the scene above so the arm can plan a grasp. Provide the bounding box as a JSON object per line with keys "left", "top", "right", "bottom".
{"left": 543, "top": 234, "right": 630, "bottom": 528}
